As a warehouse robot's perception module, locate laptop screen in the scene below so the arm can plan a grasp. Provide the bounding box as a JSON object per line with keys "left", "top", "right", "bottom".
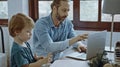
{"left": 86, "top": 31, "right": 107, "bottom": 59}
{"left": 66, "top": 31, "right": 107, "bottom": 60}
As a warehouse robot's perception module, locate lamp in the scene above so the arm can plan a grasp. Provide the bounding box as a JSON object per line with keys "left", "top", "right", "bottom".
{"left": 103, "top": 0, "right": 120, "bottom": 51}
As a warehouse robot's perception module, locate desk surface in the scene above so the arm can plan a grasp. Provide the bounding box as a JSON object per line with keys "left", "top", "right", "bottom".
{"left": 50, "top": 60, "right": 89, "bottom": 67}
{"left": 50, "top": 47, "right": 115, "bottom": 67}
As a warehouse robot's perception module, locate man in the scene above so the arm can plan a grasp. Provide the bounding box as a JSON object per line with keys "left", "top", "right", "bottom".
{"left": 33, "top": 0, "right": 88, "bottom": 61}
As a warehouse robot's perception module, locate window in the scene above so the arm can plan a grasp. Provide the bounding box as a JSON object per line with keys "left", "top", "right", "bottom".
{"left": 29, "top": 0, "right": 120, "bottom": 32}
{"left": 0, "top": 0, "right": 8, "bottom": 26}
{"left": 80, "top": 0, "right": 98, "bottom": 21}
{"left": 74, "top": 0, "right": 120, "bottom": 32}
{"left": 38, "top": 1, "right": 52, "bottom": 18}
{"left": 0, "top": 1, "right": 8, "bottom": 19}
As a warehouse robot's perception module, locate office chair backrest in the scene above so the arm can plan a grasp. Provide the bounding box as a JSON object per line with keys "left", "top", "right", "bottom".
{"left": 0, "top": 26, "right": 5, "bottom": 53}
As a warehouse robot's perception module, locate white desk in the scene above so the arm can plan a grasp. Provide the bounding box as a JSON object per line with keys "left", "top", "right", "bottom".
{"left": 50, "top": 60, "right": 89, "bottom": 67}
{"left": 50, "top": 47, "right": 115, "bottom": 67}
{"left": 50, "top": 46, "right": 89, "bottom": 67}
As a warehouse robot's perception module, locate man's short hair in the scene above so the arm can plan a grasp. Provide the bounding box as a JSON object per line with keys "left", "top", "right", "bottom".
{"left": 51, "top": 0, "right": 69, "bottom": 10}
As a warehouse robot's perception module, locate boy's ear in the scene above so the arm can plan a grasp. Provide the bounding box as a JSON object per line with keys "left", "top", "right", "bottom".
{"left": 14, "top": 30, "right": 20, "bottom": 36}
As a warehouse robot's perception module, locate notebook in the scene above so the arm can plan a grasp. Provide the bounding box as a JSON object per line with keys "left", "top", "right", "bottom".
{"left": 66, "top": 31, "right": 107, "bottom": 60}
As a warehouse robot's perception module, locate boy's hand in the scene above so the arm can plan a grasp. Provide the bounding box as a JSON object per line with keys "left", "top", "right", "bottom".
{"left": 47, "top": 53, "right": 52, "bottom": 63}
{"left": 40, "top": 53, "right": 52, "bottom": 65}
{"left": 34, "top": 53, "right": 44, "bottom": 61}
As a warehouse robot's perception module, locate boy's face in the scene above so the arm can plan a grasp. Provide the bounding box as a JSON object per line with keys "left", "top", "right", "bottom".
{"left": 55, "top": 1, "right": 70, "bottom": 22}
{"left": 17, "top": 26, "right": 32, "bottom": 42}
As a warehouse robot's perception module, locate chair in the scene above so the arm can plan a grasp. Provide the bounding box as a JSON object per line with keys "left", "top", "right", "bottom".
{"left": 0, "top": 26, "right": 5, "bottom": 53}
{"left": 0, "top": 26, "right": 7, "bottom": 67}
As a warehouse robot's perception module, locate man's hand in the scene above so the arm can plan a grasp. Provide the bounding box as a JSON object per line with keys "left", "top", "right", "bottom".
{"left": 77, "top": 33, "right": 88, "bottom": 41}
{"left": 77, "top": 45, "right": 86, "bottom": 52}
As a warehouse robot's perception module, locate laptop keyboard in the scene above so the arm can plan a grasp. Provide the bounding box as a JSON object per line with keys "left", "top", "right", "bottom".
{"left": 77, "top": 53, "right": 86, "bottom": 58}
{"left": 66, "top": 52, "right": 87, "bottom": 59}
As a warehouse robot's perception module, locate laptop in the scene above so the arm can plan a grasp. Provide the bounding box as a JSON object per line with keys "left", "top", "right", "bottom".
{"left": 66, "top": 31, "right": 107, "bottom": 60}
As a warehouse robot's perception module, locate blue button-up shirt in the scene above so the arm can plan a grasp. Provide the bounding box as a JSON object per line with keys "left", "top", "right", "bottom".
{"left": 33, "top": 14, "right": 78, "bottom": 60}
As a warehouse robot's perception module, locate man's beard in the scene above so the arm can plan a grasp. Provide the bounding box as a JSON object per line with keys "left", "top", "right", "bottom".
{"left": 56, "top": 14, "right": 67, "bottom": 22}
{"left": 56, "top": 10, "right": 67, "bottom": 22}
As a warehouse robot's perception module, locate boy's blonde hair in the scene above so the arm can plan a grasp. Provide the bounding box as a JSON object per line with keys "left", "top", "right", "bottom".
{"left": 8, "top": 13, "right": 34, "bottom": 37}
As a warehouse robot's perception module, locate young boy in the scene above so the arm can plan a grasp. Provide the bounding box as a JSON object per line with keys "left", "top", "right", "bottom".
{"left": 8, "top": 13, "right": 51, "bottom": 67}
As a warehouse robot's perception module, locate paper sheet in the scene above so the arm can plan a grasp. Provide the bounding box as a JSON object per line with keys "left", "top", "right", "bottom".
{"left": 50, "top": 60, "right": 89, "bottom": 67}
